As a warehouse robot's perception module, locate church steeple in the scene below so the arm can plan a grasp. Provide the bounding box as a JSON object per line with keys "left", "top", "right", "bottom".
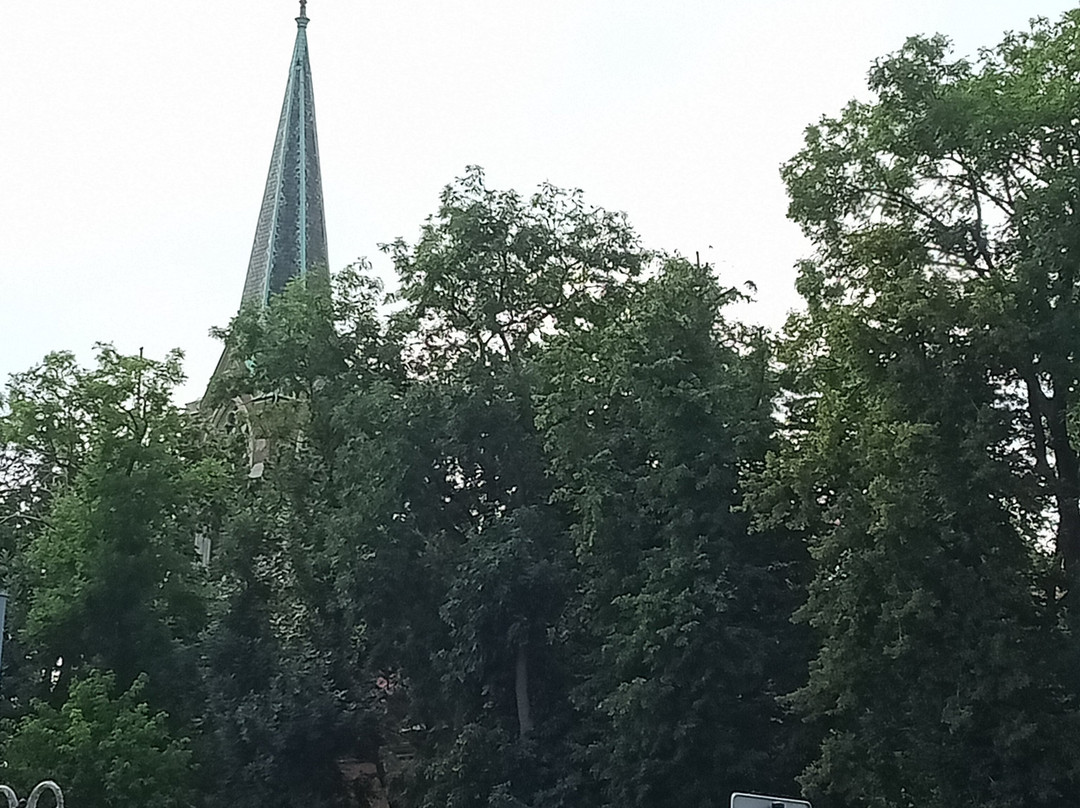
{"left": 238, "top": 1, "right": 328, "bottom": 309}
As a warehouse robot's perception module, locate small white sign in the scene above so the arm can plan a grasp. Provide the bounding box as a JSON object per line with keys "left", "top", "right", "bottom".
{"left": 731, "top": 792, "right": 811, "bottom": 808}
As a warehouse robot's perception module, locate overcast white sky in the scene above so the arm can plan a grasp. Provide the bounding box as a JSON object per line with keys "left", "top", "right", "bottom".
{"left": 3, "top": 1, "right": 1076, "bottom": 402}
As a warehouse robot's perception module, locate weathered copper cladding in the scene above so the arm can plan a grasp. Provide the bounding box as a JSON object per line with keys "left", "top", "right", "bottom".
{"left": 239, "top": 3, "right": 328, "bottom": 309}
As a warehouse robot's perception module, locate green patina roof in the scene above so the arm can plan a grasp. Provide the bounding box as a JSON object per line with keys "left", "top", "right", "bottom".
{"left": 239, "top": 1, "right": 328, "bottom": 309}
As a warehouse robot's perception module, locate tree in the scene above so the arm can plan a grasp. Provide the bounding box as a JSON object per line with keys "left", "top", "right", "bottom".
{"left": 2, "top": 669, "right": 192, "bottom": 808}
{"left": 536, "top": 258, "right": 809, "bottom": 807}
{"left": 387, "top": 165, "right": 645, "bottom": 375}
{"left": 761, "top": 282, "right": 1080, "bottom": 806}
{"left": 767, "top": 12, "right": 1080, "bottom": 805}
{"left": 378, "top": 168, "right": 649, "bottom": 807}
{"left": 0, "top": 346, "right": 224, "bottom": 718}
{"left": 197, "top": 270, "right": 392, "bottom": 808}
{"left": 782, "top": 11, "right": 1080, "bottom": 601}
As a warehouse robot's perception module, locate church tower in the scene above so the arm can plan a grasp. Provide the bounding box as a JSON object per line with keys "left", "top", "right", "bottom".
{"left": 204, "top": 1, "right": 328, "bottom": 400}
{"left": 239, "top": 0, "right": 329, "bottom": 308}
{"left": 201, "top": 2, "right": 328, "bottom": 440}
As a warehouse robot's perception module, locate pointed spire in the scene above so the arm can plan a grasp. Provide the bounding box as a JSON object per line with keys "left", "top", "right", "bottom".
{"left": 237, "top": 2, "right": 328, "bottom": 310}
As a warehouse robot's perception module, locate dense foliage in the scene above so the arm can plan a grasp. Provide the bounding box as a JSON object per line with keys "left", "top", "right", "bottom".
{"left": 763, "top": 10, "right": 1080, "bottom": 807}
{"left": 6, "top": 11, "right": 1080, "bottom": 806}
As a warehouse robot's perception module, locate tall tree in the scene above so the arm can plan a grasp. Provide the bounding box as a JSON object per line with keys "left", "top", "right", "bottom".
{"left": 767, "top": 12, "right": 1080, "bottom": 805}
{"left": 0, "top": 346, "right": 216, "bottom": 803}
{"left": 0, "top": 346, "right": 223, "bottom": 713}
{"left": 537, "top": 258, "right": 809, "bottom": 807}
{"left": 372, "top": 168, "right": 650, "bottom": 807}
{"left": 782, "top": 12, "right": 1080, "bottom": 601}
{"left": 197, "top": 269, "right": 393, "bottom": 808}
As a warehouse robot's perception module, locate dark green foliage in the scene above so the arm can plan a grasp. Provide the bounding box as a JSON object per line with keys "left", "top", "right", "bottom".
{"left": 537, "top": 259, "right": 808, "bottom": 806}
{"left": 762, "top": 290, "right": 1080, "bottom": 806}
{"left": 196, "top": 568, "right": 366, "bottom": 808}
{"left": 380, "top": 168, "right": 638, "bottom": 807}
{"left": 782, "top": 12, "right": 1080, "bottom": 597}
{"left": 194, "top": 273, "right": 392, "bottom": 807}
{"left": 190, "top": 171, "right": 805, "bottom": 808}
{"left": 765, "top": 10, "right": 1080, "bottom": 807}
{"left": 34, "top": 84, "right": 1080, "bottom": 806}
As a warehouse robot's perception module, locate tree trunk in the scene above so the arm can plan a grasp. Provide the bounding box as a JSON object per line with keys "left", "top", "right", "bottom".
{"left": 1045, "top": 385, "right": 1080, "bottom": 593}
{"left": 515, "top": 641, "right": 534, "bottom": 738}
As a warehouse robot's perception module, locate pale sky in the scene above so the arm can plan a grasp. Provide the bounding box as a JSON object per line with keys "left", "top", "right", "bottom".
{"left": 3, "top": 1, "right": 1076, "bottom": 403}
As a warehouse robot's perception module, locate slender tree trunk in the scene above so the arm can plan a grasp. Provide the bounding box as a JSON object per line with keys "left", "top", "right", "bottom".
{"left": 515, "top": 641, "right": 534, "bottom": 738}
{"left": 1046, "top": 385, "right": 1080, "bottom": 593}
{"left": 375, "top": 751, "right": 395, "bottom": 808}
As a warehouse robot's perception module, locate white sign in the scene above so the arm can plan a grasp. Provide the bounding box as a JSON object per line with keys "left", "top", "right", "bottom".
{"left": 731, "top": 792, "right": 811, "bottom": 808}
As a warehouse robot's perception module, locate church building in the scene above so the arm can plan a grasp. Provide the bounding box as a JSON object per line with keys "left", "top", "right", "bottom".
{"left": 202, "top": 1, "right": 334, "bottom": 478}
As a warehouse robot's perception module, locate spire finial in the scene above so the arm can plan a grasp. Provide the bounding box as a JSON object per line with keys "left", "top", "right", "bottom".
{"left": 299, "top": 0, "right": 307, "bottom": 19}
